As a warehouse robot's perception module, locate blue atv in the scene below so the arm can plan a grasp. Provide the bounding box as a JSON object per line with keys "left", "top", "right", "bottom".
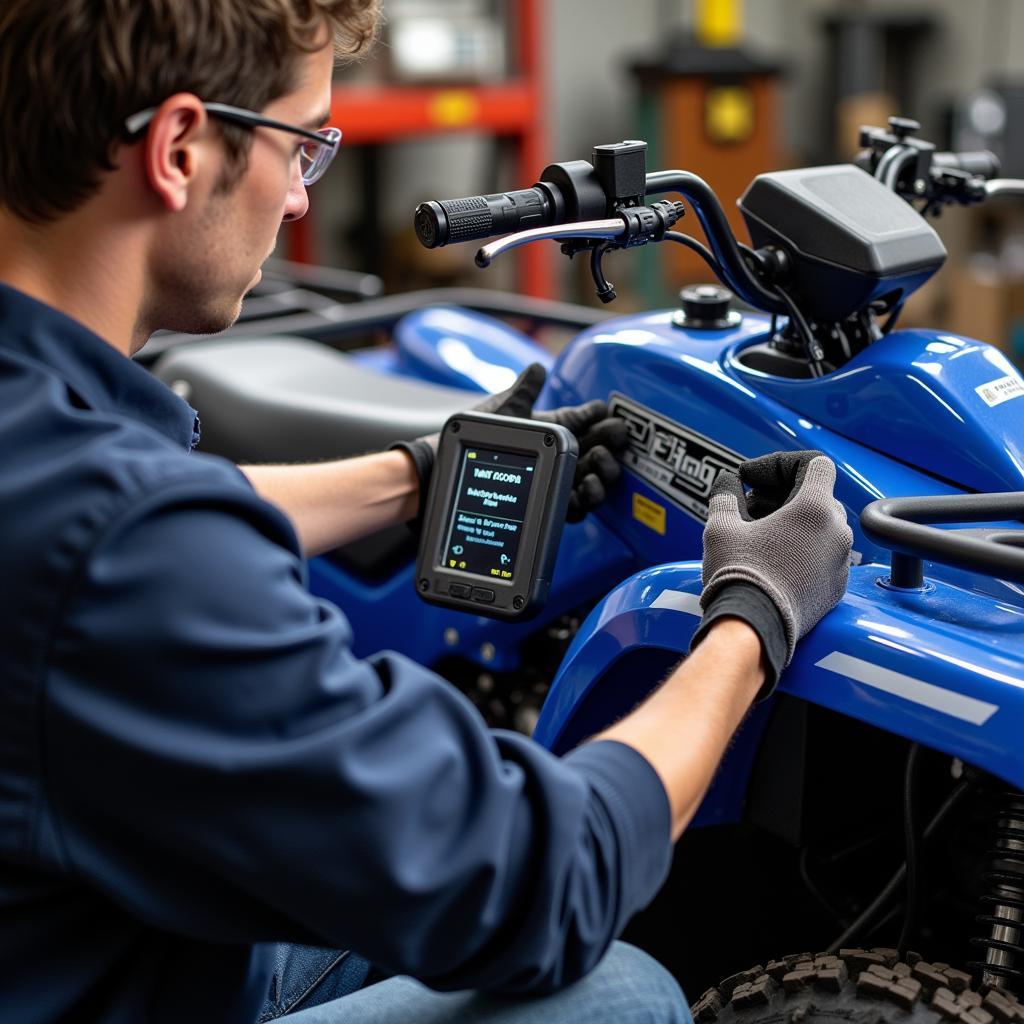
{"left": 150, "top": 117, "right": 1024, "bottom": 1022}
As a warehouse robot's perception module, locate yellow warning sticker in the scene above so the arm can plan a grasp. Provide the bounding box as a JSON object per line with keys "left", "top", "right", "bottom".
{"left": 632, "top": 493, "right": 666, "bottom": 535}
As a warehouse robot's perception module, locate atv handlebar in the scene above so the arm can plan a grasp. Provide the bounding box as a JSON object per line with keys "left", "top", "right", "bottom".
{"left": 643, "top": 170, "right": 787, "bottom": 313}
{"left": 415, "top": 186, "right": 556, "bottom": 249}
{"left": 858, "top": 119, "right": 1004, "bottom": 208}
{"left": 414, "top": 127, "right": 1020, "bottom": 326}
{"left": 860, "top": 492, "right": 1024, "bottom": 588}
{"left": 932, "top": 150, "right": 1002, "bottom": 180}
{"left": 417, "top": 165, "right": 788, "bottom": 315}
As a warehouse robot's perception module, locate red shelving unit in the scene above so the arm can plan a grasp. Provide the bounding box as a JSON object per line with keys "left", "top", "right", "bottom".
{"left": 289, "top": 0, "right": 551, "bottom": 298}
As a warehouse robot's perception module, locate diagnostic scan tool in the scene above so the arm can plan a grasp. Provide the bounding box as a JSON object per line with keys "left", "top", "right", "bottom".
{"left": 416, "top": 412, "right": 578, "bottom": 620}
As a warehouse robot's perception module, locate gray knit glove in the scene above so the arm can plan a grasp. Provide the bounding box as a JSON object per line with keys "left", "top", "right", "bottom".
{"left": 691, "top": 451, "right": 853, "bottom": 696}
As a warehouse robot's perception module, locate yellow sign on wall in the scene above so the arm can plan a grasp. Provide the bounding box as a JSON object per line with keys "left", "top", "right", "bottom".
{"left": 429, "top": 91, "right": 480, "bottom": 129}
{"left": 705, "top": 86, "right": 754, "bottom": 144}
{"left": 697, "top": 0, "right": 741, "bottom": 48}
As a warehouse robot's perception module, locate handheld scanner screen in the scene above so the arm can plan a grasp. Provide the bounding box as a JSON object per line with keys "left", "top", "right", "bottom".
{"left": 440, "top": 447, "right": 537, "bottom": 581}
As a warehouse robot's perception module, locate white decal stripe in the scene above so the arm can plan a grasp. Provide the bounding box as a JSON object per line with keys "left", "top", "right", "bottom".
{"left": 815, "top": 652, "right": 1000, "bottom": 726}
{"left": 651, "top": 590, "right": 703, "bottom": 616}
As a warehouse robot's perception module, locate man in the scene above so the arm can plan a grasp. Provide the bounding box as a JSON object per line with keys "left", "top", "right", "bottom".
{"left": 0, "top": 2, "right": 854, "bottom": 1022}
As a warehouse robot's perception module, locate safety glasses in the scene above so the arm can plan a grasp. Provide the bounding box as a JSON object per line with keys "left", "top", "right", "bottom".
{"left": 124, "top": 102, "right": 342, "bottom": 186}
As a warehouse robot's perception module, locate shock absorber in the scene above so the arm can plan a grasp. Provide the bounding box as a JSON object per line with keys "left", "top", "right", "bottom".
{"left": 969, "top": 792, "right": 1024, "bottom": 991}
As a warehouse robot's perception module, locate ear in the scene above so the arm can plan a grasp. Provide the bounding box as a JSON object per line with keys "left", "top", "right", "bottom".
{"left": 141, "top": 94, "right": 210, "bottom": 213}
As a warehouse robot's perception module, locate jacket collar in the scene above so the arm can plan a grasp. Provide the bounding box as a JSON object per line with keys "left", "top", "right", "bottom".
{"left": 0, "top": 283, "right": 200, "bottom": 451}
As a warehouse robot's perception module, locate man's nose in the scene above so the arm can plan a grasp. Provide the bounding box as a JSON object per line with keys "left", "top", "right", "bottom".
{"left": 282, "top": 169, "right": 309, "bottom": 222}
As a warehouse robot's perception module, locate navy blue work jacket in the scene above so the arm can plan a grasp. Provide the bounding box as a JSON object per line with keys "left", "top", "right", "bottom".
{"left": 0, "top": 284, "right": 672, "bottom": 1024}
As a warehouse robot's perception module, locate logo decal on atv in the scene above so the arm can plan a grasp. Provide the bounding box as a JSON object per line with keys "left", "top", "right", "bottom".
{"left": 976, "top": 374, "right": 1024, "bottom": 409}
{"left": 609, "top": 393, "right": 745, "bottom": 523}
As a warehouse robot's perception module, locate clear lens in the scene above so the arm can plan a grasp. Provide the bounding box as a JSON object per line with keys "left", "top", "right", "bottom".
{"left": 299, "top": 128, "right": 342, "bottom": 186}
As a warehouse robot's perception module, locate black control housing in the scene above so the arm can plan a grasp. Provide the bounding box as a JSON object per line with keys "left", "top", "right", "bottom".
{"left": 416, "top": 412, "right": 577, "bottom": 621}
{"left": 739, "top": 164, "right": 947, "bottom": 321}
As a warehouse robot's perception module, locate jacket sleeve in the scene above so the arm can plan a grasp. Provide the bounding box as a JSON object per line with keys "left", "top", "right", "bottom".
{"left": 41, "top": 471, "right": 672, "bottom": 993}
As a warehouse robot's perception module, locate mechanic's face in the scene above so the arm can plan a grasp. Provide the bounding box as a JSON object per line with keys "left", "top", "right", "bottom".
{"left": 145, "top": 43, "right": 333, "bottom": 342}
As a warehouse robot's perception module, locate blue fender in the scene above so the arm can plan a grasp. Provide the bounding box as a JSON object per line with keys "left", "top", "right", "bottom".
{"left": 534, "top": 560, "right": 1024, "bottom": 824}
{"left": 531, "top": 562, "right": 774, "bottom": 828}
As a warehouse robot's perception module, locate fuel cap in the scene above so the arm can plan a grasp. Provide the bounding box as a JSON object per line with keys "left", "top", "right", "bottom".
{"left": 672, "top": 284, "right": 742, "bottom": 331}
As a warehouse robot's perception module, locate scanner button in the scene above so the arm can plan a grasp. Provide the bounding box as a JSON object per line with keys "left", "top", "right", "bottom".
{"left": 471, "top": 588, "right": 495, "bottom": 604}
{"left": 449, "top": 583, "right": 472, "bottom": 599}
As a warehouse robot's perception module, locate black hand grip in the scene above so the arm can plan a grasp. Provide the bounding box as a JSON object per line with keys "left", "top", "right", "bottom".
{"left": 415, "top": 187, "right": 554, "bottom": 248}
{"left": 933, "top": 150, "right": 1001, "bottom": 180}
{"left": 861, "top": 492, "right": 1024, "bottom": 587}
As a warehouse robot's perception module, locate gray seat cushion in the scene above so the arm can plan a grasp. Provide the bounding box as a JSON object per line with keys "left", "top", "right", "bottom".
{"left": 153, "top": 337, "right": 477, "bottom": 463}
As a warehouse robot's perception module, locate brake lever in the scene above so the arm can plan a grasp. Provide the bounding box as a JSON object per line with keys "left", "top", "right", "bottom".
{"left": 475, "top": 200, "right": 688, "bottom": 271}
{"left": 985, "top": 179, "right": 1024, "bottom": 199}
{"left": 475, "top": 219, "right": 626, "bottom": 268}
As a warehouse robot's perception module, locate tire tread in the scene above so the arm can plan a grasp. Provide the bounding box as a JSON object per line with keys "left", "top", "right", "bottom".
{"left": 691, "top": 948, "right": 1024, "bottom": 1024}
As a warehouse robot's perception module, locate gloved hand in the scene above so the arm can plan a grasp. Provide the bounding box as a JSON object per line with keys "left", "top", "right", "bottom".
{"left": 476, "top": 363, "right": 627, "bottom": 522}
{"left": 394, "top": 363, "right": 628, "bottom": 525}
{"left": 690, "top": 450, "right": 854, "bottom": 698}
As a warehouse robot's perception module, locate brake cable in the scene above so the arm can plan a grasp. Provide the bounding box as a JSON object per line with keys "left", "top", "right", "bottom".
{"left": 774, "top": 285, "right": 827, "bottom": 378}
{"left": 826, "top": 779, "right": 971, "bottom": 953}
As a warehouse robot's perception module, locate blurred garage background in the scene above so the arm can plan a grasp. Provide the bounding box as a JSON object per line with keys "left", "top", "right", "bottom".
{"left": 276, "top": 0, "right": 1024, "bottom": 363}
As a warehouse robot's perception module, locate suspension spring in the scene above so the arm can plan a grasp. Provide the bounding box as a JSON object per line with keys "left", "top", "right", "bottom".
{"left": 969, "top": 792, "right": 1024, "bottom": 992}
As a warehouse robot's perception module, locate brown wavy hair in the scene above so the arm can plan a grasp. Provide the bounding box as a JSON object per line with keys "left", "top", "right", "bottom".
{"left": 0, "top": 0, "right": 381, "bottom": 222}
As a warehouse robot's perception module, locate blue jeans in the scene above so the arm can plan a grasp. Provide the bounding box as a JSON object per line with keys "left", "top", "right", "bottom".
{"left": 261, "top": 941, "right": 689, "bottom": 1024}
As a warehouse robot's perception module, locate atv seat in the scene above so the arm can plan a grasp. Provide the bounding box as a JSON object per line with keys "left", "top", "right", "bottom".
{"left": 153, "top": 337, "right": 477, "bottom": 463}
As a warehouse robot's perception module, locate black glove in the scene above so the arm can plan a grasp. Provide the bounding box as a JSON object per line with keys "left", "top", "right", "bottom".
{"left": 689, "top": 450, "right": 853, "bottom": 700}
{"left": 477, "top": 363, "right": 628, "bottom": 523}
{"left": 394, "top": 363, "right": 628, "bottom": 526}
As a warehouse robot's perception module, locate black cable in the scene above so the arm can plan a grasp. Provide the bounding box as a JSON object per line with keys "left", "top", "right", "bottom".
{"left": 820, "top": 830, "right": 889, "bottom": 866}
{"left": 738, "top": 241, "right": 766, "bottom": 267}
{"left": 866, "top": 903, "right": 905, "bottom": 941}
{"left": 898, "top": 744, "right": 923, "bottom": 957}
{"left": 774, "top": 285, "right": 826, "bottom": 378}
{"left": 663, "top": 231, "right": 725, "bottom": 280}
{"left": 738, "top": 242, "right": 787, "bottom": 302}
{"left": 834, "top": 324, "right": 853, "bottom": 361}
{"left": 882, "top": 301, "right": 905, "bottom": 335}
{"left": 799, "top": 847, "right": 849, "bottom": 924}
{"left": 825, "top": 779, "right": 970, "bottom": 953}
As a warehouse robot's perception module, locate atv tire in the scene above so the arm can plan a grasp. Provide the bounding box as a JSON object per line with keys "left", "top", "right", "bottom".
{"left": 691, "top": 948, "right": 1024, "bottom": 1024}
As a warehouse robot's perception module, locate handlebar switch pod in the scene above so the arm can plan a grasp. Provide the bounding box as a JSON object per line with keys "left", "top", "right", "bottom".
{"left": 593, "top": 140, "right": 648, "bottom": 208}
{"left": 618, "top": 200, "right": 686, "bottom": 246}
